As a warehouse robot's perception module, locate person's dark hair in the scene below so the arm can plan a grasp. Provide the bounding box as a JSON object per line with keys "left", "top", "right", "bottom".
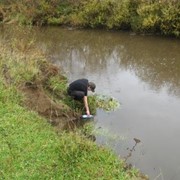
{"left": 88, "top": 82, "right": 96, "bottom": 92}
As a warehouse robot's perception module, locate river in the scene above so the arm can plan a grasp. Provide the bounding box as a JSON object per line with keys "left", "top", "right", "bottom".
{"left": 1, "top": 26, "right": 180, "bottom": 180}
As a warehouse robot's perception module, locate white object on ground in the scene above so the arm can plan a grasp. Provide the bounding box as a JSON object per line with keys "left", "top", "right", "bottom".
{"left": 81, "top": 115, "right": 94, "bottom": 119}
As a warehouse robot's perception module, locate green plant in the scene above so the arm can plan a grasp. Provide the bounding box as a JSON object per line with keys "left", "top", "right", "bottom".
{"left": 160, "top": 1, "right": 180, "bottom": 36}
{"left": 107, "top": 0, "right": 131, "bottom": 30}
{"left": 77, "top": 0, "right": 114, "bottom": 28}
{"left": 95, "top": 94, "right": 120, "bottom": 112}
{"left": 136, "top": 1, "right": 161, "bottom": 33}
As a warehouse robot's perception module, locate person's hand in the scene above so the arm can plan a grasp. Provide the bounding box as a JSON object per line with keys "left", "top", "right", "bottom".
{"left": 86, "top": 110, "right": 90, "bottom": 116}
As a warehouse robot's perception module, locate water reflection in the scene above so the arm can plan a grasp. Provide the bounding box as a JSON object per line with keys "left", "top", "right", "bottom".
{"left": 1, "top": 26, "right": 179, "bottom": 98}
{"left": 33, "top": 27, "right": 180, "bottom": 97}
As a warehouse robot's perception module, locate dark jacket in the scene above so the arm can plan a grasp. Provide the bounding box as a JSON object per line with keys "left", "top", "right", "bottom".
{"left": 68, "top": 79, "right": 88, "bottom": 96}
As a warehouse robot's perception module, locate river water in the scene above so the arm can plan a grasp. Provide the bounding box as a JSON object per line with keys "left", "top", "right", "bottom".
{"left": 1, "top": 26, "right": 180, "bottom": 180}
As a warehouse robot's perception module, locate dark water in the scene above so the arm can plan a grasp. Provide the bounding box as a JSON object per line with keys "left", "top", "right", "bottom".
{"left": 1, "top": 26, "right": 180, "bottom": 180}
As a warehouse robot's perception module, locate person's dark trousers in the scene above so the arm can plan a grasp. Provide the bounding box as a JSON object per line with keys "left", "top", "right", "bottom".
{"left": 67, "top": 88, "right": 85, "bottom": 100}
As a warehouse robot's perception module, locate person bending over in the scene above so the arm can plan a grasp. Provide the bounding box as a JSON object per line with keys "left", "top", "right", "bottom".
{"left": 67, "top": 78, "right": 96, "bottom": 115}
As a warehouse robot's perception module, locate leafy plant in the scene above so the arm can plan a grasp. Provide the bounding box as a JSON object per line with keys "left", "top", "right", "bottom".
{"left": 95, "top": 94, "right": 120, "bottom": 112}
{"left": 160, "top": 1, "right": 180, "bottom": 36}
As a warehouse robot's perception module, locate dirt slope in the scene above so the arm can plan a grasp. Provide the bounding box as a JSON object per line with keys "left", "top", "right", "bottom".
{"left": 17, "top": 62, "right": 81, "bottom": 130}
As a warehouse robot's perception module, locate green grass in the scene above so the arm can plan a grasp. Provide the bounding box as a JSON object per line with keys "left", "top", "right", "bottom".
{"left": 0, "top": 36, "right": 146, "bottom": 180}
{"left": 0, "top": 85, "right": 137, "bottom": 179}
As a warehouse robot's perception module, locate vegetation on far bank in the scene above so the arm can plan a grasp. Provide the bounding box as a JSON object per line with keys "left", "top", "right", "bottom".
{"left": 0, "top": 0, "right": 179, "bottom": 37}
{"left": 0, "top": 30, "right": 148, "bottom": 179}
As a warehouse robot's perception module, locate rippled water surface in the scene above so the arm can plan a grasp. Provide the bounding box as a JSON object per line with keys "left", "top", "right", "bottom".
{"left": 1, "top": 26, "right": 180, "bottom": 180}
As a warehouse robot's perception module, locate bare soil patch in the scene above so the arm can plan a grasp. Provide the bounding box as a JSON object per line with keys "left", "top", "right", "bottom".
{"left": 4, "top": 62, "right": 81, "bottom": 130}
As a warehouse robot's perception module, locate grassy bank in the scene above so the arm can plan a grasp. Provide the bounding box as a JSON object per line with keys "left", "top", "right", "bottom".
{"left": 0, "top": 31, "right": 147, "bottom": 179}
{"left": 0, "top": 0, "right": 179, "bottom": 37}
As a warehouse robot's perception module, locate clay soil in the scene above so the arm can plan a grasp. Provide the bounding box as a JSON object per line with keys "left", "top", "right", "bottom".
{"left": 15, "top": 62, "right": 82, "bottom": 131}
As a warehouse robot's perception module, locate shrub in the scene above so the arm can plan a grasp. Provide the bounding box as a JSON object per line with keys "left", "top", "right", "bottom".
{"left": 160, "top": 1, "right": 180, "bottom": 36}
{"left": 76, "top": 0, "right": 115, "bottom": 28}
{"left": 0, "top": 0, "right": 179, "bottom": 37}
{"left": 106, "top": 0, "right": 131, "bottom": 30}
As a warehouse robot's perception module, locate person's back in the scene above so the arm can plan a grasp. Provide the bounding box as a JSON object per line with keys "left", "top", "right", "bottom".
{"left": 68, "top": 79, "right": 88, "bottom": 96}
